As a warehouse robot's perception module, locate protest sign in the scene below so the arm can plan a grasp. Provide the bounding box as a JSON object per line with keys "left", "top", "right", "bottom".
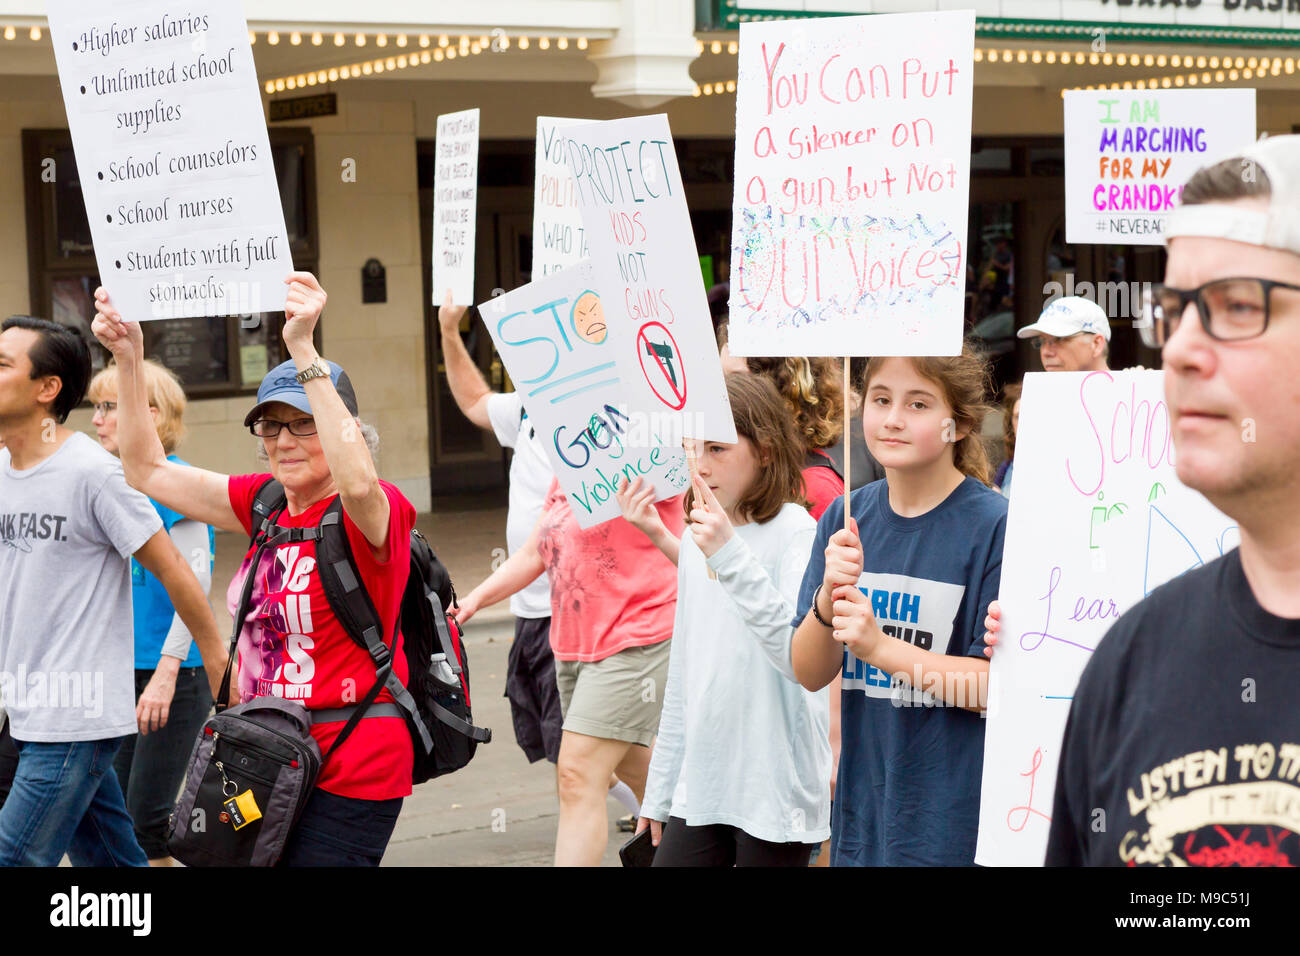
{"left": 433, "top": 107, "right": 480, "bottom": 304}
{"left": 534, "top": 117, "right": 593, "bottom": 278}
{"left": 477, "top": 260, "right": 690, "bottom": 528}
{"left": 727, "top": 10, "right": 974, "bottom": 357}
{"left": 1065, "top": 89, "right": 1256, "bottom": 245}
{"left": 46, "top": 0, "right": 291, "bottom": 321}
{"left": 563, "top": 115, "right": 736, "bottom": 443}
{"left": 976, "top": 370, "right": 1237, "bottom": 867}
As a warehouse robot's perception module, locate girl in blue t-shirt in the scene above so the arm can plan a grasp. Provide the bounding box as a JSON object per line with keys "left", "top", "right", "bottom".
{"left": 790, "top": 347, "right": 1008, "bottom": 866}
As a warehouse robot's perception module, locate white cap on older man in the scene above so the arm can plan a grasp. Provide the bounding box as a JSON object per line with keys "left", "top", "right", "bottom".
{"left": 1017, "top": 296, "right": 1112, "bottom": 342}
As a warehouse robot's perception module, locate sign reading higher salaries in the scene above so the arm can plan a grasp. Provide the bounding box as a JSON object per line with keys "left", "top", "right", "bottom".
{"left": 433, "top": 108, "right": 480, "bottom": 304}
{"left": 534, "top": 117, "right": 593, "bottom": 278}
{"left": 1064, "top": 89, "right": 1256, "bottom": 245}
{"left": 477, "top": 261, "right": 690, "bottom": 528}
{"left": 46, "top": 0, "right": 292, "bottom": 321}
{"left": 976, "top": 371, "right": 1236, "bottom": 867}
{"left": 563, "top": 115, "right": 736, "bottom": 443}
{"left": 728, "top": 10, "right": 974, "bottom": 357}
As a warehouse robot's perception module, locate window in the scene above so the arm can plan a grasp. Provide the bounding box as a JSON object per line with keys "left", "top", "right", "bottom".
{"left": 22, "top": 127, "right": 318, "bottom": 397}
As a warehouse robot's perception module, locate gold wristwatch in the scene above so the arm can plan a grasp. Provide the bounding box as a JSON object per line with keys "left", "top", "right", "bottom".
{"left": 294, "top": 358, "right": 330, "bottom": 384}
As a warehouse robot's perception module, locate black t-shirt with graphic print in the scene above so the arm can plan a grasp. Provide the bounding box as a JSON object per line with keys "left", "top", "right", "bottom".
{"left": 1047, "top": 548, "right": 1300, "bottom": 866}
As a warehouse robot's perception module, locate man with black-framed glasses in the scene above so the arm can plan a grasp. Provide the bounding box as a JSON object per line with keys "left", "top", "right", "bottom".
{"left": 1016, "top": 295, "right": 1112, "bottom": 373}
{"left": 1043, "top": 135, "right": 1300, "bottom": 866}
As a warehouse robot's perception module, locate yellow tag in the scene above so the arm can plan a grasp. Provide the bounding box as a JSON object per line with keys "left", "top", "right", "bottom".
{"left": 223, "top": 789, "right": 263, "bottom": 830}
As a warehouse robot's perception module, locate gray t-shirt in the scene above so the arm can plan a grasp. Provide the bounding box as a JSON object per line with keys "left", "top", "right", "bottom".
{"left": 0, "top": 432, "right": 161, "bottom": 741}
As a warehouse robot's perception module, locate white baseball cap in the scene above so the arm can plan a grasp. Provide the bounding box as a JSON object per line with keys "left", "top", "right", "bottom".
{"left": 1018, "top": 295, "right": 1112, "bottom": 342}
{"left": 1165, "top": 134, "right": 1300, "bottom": 254}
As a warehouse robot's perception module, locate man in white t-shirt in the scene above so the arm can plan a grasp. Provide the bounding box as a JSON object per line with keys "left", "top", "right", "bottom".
{"left": 0, "top": 316, "right": 226, "bottom": 865}
{"left": 438, "top": 296, "right": 561, "bottom": 764}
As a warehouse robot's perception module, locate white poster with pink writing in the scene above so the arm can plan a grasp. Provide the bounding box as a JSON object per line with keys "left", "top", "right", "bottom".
{"left": 977, "top": 370, "right": 1236, "bottom": 866}
{"left": 727, "top": 10, "right": 973, "bottom": 357}
{"left": 1064, "top": 89, "right": 1255, "bottom": 246}
{"left": 564, "top": 115, "right": 735, "bottom": 443}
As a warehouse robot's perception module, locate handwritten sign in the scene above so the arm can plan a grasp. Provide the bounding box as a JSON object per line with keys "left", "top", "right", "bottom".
{"left": 477, "top": 260, "right": 690, "bottom": 528}
{"left": 564, "top": 115, "right": 736, "bottom": 443}
{"left": 46, "top": 0, "right": 291, "bottom": 321}
{"left": 534, "top": 117, "right": 593, "bottom": 278}
{"left": 727, "top": 11, "right": 973, "bottom": 357}
{"left": 1065, "top": 89, "right": 1256, "bottom": 245}
{"left": 432, "top": 107, "right": 479, "bottom": 304}
{"left": 976, "top": 371, "right": 1237, "bottom": 867}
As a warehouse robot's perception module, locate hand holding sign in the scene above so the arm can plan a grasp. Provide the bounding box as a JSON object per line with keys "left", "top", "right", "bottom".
{"left": 982, "top": 599, "right": 1003, "bottom": 660}
{"left": 282, "top": 272, "right": 328, "bottom": 352}
{"left": 91, "top": 287, "right": 144, "bottom": 360}
{"left": 687, "top": 473, "right": 735, "bottom": 559}
{"left": 616, "top": 475, "right": 670, "bottom": 543}
{"left": 438, "top": 288, "right": 468, "bottom": 336}
{"left": 830, "top": 584, "right": 886, "bottom": 662}
{"left": 822, "top": 517, "right": 863, "bottom": 595}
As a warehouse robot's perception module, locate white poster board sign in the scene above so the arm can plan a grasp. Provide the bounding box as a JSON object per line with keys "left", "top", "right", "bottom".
{"left": 477, "top": 261, "right": 690, "bottom": 528}
{"left": 1065, "top": 89, "right": 1256, "bottom": 245}
{"left": 976, "top": 370, "right": 1237, "bottom": 866}
{"left": 46, "top": 0, "right": 291, "bottom": 321}
{"left": 432, "top": 107, "right": 480, "bottom": 304}
{"left": 564, "top": 115, "right": 736, "bottom": 443}
{"left": 728, "top": 10, "right": 974, "bottom": 357}
{"left": 534, "top": 117, "right": 594, "bottom": 278}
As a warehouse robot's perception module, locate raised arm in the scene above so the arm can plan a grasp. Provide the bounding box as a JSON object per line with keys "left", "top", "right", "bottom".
{"left": 438, "top": 290, "right": 493, "bottom": 430}
{"left": 615, "top": 475, "right": 680, "bottom": 565}
{"left": 281, "top": 273, "right": 392, "bottom": 554}
{"left": 91, "top": 290, "right": 242, "bottom": 533}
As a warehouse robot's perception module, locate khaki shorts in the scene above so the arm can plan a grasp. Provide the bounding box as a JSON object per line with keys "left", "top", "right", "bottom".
{"left": 554, "top": 640, "right": 671, "bottom": 747}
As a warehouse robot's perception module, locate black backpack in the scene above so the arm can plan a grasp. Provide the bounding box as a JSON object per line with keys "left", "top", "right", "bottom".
{"left": 236, "top": 479, "right": 491, "bottom": 784}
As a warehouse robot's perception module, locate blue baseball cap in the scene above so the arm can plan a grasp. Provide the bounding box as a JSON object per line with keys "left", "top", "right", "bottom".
{"left": 243, "top": 359, "right": 359, "bottom": 427}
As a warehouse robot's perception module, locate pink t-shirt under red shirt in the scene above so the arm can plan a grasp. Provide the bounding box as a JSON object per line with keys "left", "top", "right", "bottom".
{"left": 228, "top": 474, "right": 416, "bottom": 801}
{"left": 536, "top": 478, "right": 683, "bottom": 663}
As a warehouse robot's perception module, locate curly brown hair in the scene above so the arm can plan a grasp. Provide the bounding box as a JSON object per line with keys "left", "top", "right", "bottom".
{"left": 743, "top": 356, "right": 844, "bottom": 450}
{"left": 864, "top": 345, "right": 995, "bottom": 486}
{"left": 684, "top": 372, "right": 807, "bottom": 525}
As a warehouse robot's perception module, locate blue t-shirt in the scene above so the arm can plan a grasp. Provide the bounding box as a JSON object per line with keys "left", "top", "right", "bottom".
{"left": 793, "top": 476, "right": 1007, "bottom": 866}
{"left": 130, "top": 456, "right": 215, "bottom": 670}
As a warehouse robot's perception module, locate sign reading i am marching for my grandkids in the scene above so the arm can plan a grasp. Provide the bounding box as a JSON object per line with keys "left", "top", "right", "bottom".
{"left": 976, "top": 371, "right": 1236, "bottom": 867}
{"left": 534, "top": 117, "right": 594, "bottom": 278}
{"left": 727, "top": 10, "right": 974, "bottom": 358}
{"left": 46, "top": 0, "right": 292, "bottom": 321}
{"left": 433, "top": 107, "right": 480, "bottom": 305}
{"left": 563, "top": 115, "right": 736, "bottom": 444}
{"left": 477, "top": 260, "right": 690, "bottom": 529}
{"left": 1064, "top": 89, "right": 1256, "bottom": 245}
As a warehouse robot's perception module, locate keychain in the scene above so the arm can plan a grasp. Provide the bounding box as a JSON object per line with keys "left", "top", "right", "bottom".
{"left": 215, "top": 761, "right": 263, "bottom": 830}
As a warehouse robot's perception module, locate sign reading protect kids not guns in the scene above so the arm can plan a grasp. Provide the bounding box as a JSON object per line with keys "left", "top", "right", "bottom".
{"left": 477, "top": 260, "right": 690, "bottom": 529}
{"left": 46, "top": 0, "right": 292, "bottom": 321}
{"left": 727, "top": 10, "right": 974, "bottom": 358}
{"left": 563, "top": 115, "right": 736, "bottom": 443}
{"left": 976, "top": 371, "right": 1236, "bottom": 867}
{"left": 1065, "top": 89, "right": 1256, "bottom": 245}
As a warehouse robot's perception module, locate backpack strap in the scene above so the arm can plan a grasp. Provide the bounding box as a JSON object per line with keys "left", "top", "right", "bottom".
{"left": 314, "top": 501, "right": 435, "bottom": 757}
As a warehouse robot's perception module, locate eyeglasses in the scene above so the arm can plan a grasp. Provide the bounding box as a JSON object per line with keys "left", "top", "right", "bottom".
{"left": 1138, "top": 277, "right": 1300, "bottom": 349}
{"left": 1027, "top": 333, "right": 1086, "bottom": 351}
{"left": 91, "top": 401, "right": 117, "bottom": 416}
{"left": 250, "top": 418, "right": 317, "bottom": 438}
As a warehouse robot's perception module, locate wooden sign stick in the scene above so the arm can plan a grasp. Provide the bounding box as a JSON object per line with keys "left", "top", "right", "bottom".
{"left": 843, "top": 357, "right": 852, "bottom": 534}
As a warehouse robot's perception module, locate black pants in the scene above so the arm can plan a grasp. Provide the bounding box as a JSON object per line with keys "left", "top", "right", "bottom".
{"left": 652, "top": 816, "right": 814, "bottom": 867}
{"left": 113, "top": 667, "right": 214, "bottom": 859}
{"left": 505, "top": 616, "right": 562, "bottom": 764}
{"left": 278, "top": 789, "right": 403, "bottom": 867}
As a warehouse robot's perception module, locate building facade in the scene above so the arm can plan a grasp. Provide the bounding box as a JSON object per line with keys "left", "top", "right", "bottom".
{"left": 2, "top": 0, "right": 1298, "bottom": 507}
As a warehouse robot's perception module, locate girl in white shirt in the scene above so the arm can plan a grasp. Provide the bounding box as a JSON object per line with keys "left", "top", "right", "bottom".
{"left": 617, "top": 372, "right": 831, "bottom": 866}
